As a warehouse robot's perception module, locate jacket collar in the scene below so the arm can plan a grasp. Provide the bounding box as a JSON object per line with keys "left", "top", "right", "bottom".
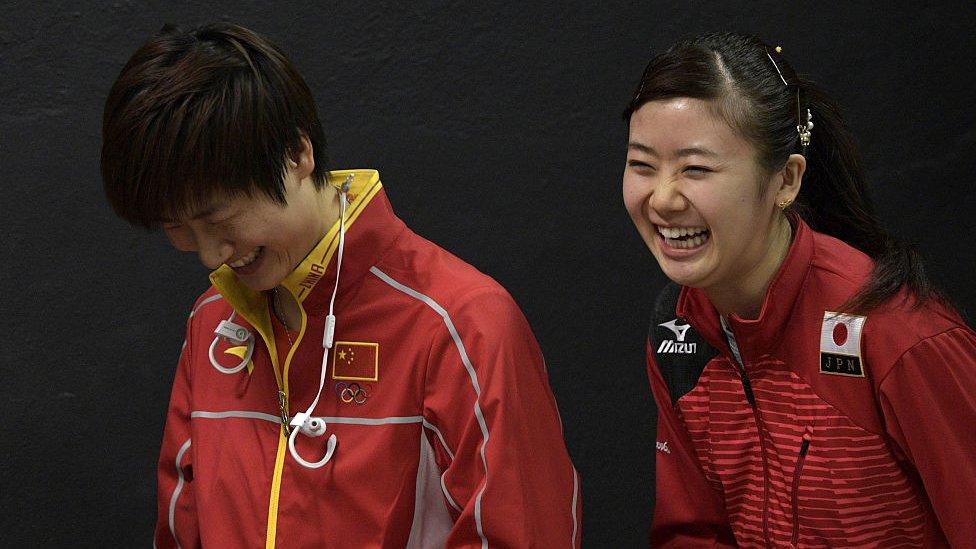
{"left": 676, "top": 215, "right": 815, "bottom": 363}
{"left": 208, "top": 169, "right": 404, "bottom": 345}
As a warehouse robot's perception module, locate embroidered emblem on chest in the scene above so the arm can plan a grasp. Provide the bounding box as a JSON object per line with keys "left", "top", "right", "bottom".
{"left": 333, "top": 381, "right": 372, "bottom": 405}
{"left": 819, "top": 312, "right": 867, "bottom": 377}
{"left": 657, "top": 318, "right": 698, "bottom": 354}
{"left": 332, "top": 341, "right": 379, "bottom": 381}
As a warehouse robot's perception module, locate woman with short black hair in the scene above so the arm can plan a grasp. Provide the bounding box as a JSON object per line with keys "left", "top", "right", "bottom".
{"left": 103, "top": 22, "right": 581, "bottom": 548}
{"left": 624, "top": 32, "right": 976, "bottom": 547}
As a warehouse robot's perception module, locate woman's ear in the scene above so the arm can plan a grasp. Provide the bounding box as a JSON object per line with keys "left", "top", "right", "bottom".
{"left": 287, "top": 134, "right": 315, "bottom": 178}
{"left": 775, "top": 153, "right": 806, "bottom": 207}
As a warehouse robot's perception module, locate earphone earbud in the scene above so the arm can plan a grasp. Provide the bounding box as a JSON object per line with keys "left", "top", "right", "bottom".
{"left": 305, "top": 417, "right": 327, "bottom": 436}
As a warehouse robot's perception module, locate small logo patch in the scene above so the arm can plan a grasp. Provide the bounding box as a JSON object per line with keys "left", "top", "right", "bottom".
{"left": 657, "top": 319, "right": 697, "bottom": 354}
{"left": 334, "top": 381, "right": 371, "bottom": 405}
{"left": 224, "top": 345, "right": 254, "bottom": 374}
{"left": 656, "top": 440, "right": 671, "bottom": 454}
{"left": 819, "top": 312, "right": 866, "bottom": 377}
{"left": 332, "top": 341, "right": 379, "bottom": 381}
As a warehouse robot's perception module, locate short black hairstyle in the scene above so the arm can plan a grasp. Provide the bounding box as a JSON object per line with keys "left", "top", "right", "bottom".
{"left": 101, "top": 22, "right": 329, "bottom": 228}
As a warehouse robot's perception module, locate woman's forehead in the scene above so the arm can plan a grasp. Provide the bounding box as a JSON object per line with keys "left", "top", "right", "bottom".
{"left": 629, "top": 98, "right": 748, "bottom": 158}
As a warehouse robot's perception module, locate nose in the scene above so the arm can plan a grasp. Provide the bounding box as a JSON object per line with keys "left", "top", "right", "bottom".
{"left": 648, "top": 176, "right": 688, "bottom": 215}
{"left": 197, "top": 234, "right": 235, "bottom": 270}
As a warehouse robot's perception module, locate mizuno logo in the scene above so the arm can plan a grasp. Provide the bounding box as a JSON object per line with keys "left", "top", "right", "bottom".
{"left": 657, "top": 318, "right": 697, "bottom": 354}
{"left": 656, "top": 340, "right": 698, "bottom": 354}
{"left": 658, "top": 319, "right": 691, "bottom": 342}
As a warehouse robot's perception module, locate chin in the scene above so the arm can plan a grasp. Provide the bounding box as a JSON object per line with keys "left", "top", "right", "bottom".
{"left": 654, "top": 256, "right": 709, "bottom": 288}
{"left": 235, "top": 271, "right": 280, "bottom": 292}
{"left": 648, "top": 238, "right": 717, "bottom": 288}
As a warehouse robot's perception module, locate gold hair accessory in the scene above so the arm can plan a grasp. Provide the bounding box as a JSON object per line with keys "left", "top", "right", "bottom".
{"left": 798, "top": 109, "right": 813, "bottom": 148}
{"left": 764, "top": 45, "right": 814, "bottom": 153}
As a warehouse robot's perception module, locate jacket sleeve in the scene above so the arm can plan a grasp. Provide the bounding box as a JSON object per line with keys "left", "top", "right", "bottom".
{"left": 878, "top": 327, "right": 976, "bottom": 546}
{"left": 422, "top": 287, "right": 581, "bottom": 548}
{"left": 154, "top": 322, "right": 201, "bottom": 549}
{"left": 646, "top": 342, "right": 737, "bottom": 548}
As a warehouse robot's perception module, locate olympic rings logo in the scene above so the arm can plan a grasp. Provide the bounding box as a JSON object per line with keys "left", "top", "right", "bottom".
{"left": 334, "top": 381, "right": 371, "bottom": 405}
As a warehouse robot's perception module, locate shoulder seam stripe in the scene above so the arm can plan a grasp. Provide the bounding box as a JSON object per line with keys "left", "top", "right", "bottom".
{"left": 368, "top": 266, "right": 491, "bottom": 549}
{"left": 189, "top": 295, "right": 223, "bottom": 317}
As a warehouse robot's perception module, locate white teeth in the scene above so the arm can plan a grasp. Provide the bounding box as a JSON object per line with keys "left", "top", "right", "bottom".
{"left": 657, "top": 225, "right": 708, "bottom": 239}
{"left": 229, "top": 247, "right": 262, "bottom": 268}
{"left": 657, "top": 226, "right": 710, "bottom": 249}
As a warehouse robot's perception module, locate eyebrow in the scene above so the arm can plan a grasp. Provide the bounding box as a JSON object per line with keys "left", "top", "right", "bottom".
{"left": 628, "top": 142, "right": 720, "bottom": 158}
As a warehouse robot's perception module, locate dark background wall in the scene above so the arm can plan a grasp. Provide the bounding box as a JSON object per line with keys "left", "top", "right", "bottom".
{"left": 2, "top": 1, "right": 974, "bottom": 547}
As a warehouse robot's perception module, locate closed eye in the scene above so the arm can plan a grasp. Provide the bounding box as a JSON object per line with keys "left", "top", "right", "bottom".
{"left": 207, "top": 213, "right": 237, "bottom": 226}
{"left": 684, "top": 166, "right": 712, "bottom": 177}
{"left": 628, "top": 159, "right": 656, "bottom": 171}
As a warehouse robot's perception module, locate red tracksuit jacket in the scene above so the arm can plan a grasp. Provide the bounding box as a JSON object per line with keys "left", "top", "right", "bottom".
{"left": 155, "top": 169, "right": 581, "bottom": 548}
{"left": 647, "top": 218, "right": 976, "bottom": 547}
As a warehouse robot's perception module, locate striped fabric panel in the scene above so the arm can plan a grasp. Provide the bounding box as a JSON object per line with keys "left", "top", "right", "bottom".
{"left": 677, "top": 359, "right": 926, "bottom": 548}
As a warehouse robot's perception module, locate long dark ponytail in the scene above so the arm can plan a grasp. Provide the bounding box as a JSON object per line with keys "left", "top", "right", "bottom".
{"left": 624, "top": 32, "right": 936, "bottom": 313}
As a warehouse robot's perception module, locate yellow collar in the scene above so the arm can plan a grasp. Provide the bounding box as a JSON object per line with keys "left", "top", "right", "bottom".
{"left": 208, "top": 169, "right": 384, "bottom": 346}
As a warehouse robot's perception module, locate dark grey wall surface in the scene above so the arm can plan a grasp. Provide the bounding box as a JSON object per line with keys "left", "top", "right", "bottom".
{"left": 2, "top": 1, "right": 974, "bottom": 547}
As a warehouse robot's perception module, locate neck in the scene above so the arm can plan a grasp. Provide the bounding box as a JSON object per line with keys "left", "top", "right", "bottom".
{"left": 272, "top": 286, "right": 302, "bottom": 332}
{"left": 707, "top": 214, "right": 793, "bottom": 320}
{"left": 273, "top": 182, "right": 343, "bottom": 331}
{"left": 313, "top": 182, "right": 343, "bottom": 244}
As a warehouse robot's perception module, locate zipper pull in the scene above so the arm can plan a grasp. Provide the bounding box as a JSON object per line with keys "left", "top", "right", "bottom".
{"left": 800, "top": 425, "right": 814, "bottom": 455}
{"left": 278, "top": 390, "right": 292, "bottom": 435}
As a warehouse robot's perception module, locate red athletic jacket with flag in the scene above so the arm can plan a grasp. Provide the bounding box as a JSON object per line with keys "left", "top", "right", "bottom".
{"left": 154, "top": 169, "right": 581, "bottom": 548}
{"left": 646, "top": 217, "right": 976, "bottom": 548}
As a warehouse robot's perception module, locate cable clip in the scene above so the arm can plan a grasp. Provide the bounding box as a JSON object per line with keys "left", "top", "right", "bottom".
{"left": 214, "top": 320, "right": 251, "bottom": 345}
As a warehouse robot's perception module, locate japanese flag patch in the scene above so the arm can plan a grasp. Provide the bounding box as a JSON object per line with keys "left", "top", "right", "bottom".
{"left": 819, "top": 312, "right": 867, "bottom": 377}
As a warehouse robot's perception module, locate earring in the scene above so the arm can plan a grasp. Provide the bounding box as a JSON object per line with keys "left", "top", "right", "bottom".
{"left": 778, "top": 198, "right": 794, "bottom": 209}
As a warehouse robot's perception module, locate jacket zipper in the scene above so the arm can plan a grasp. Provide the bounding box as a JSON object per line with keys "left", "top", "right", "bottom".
{"left": 266, "top": 293, "right": 309, "bottom": 549}
{"left": 745, "top": 370, "right": 772, "bottom": 548}
{"left": 791, "top": 427, "right": 813, "bottom": 548}
{"left": 277, "top": 390, "right": 292, "bottom": 435}
{"left": 720, "top": 318, "right": 772, "bottom": 547}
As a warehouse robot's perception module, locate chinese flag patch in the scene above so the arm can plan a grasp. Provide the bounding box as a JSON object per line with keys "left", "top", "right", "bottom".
{"left": 332, "top": 341, "right": 379, "bottom": 381}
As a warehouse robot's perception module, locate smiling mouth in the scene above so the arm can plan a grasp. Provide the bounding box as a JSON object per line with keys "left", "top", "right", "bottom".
{"left": 229, "top": 246, "right": 263, "bottom": 269}
{"left": 656, "top": 225, "right": 710, "bottom": 249}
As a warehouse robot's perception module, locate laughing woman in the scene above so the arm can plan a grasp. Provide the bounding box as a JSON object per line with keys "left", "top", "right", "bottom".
{"left": 623, "top": 33, "right": 976, "bottom": 547}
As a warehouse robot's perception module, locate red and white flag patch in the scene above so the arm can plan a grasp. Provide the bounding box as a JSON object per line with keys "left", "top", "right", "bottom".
{"left": 819, "top": 312, "right": 867, "bottom": 377}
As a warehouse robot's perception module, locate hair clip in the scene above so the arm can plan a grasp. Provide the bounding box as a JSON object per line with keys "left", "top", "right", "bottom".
{"left": 765, "top": 46, "right": 789, "bottom": 86}
{"left": 798, "top": 108, "right": 813, "bottom": 148}
{"left": 767, "top": 45, "right": 813, "bottom": 151}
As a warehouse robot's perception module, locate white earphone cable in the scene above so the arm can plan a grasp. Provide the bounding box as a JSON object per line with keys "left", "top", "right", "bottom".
{"left": 287, "top": 178, "right": 351, "bottom": 469}
{"left": 208, "top": 310, "right": 254, "bottom": 374}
